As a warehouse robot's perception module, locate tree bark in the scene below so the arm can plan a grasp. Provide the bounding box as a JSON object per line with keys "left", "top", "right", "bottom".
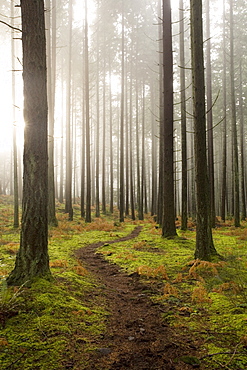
{"left": 65, "top": 0, "right": 73, "bottom": 220}
{"left": 190, "top": 0, "right": 217, "bottom": 260}
{"left": 119, "top": 4, "right": 125, "bottom": 223}
{"left": 7, "top": 0, "right": 51, "bottom": 285}
{"left": 205, "top": 0, "right": 215, "bottom": 228}
{"left": 85, "top": 0, "right": 91, "bottom": 223}
{"left": 220, "top": 0, "right": 227, "bottom": 222}
{"left": 11, "top": 0, "right": 19, "bottom": 229}
{"left": 229, "top": 0, "right": 240, "bottom": 227}
{"left": 179, "top": 0, "right": 187, "bottom": 231}
{"left": 161, "top": 0, "right": 177, "bottom": 238}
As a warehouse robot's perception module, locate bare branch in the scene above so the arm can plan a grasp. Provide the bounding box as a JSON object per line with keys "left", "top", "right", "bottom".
{"left": 0, "top": 19, "right": 22, "bottom": 32}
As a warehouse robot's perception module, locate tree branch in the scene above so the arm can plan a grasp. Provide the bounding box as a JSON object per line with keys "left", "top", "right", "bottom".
{"left": 0, "top": 19, "right": 22, "bottom": 32}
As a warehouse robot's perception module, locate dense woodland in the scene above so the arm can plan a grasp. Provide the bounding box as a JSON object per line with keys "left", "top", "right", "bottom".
{"left": 0, "top": 1, "right": 247, "bottom": 368}
{"left": 0, "top": 0, "right": 246, "bottom": 228}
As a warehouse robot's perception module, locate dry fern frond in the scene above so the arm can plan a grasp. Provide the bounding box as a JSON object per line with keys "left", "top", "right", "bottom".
{"left": 212, "top": 281, "right": 242, "bottom": 294}
{"left": 133, "top": 241, "right": 147, "bottom": 250}
{"left": 49, "top": 259, "right": 68, "bottom": 268}
{"left": 73, "top": 265, "right": 88, "bottom": 276}
{"left": 191, "top": 282, "right": 211, "bottom": 304}
{"left": 187, "top": 259, "right": 225, "bottom": 279}
{"left": 136, "top": 265, "right": 168, "bottom": 280}
{"left": 163, "top": 283, "right": 179, "bottom": 298}
{"left": 173, "top": 273, "right": 183, "bottom": 283}
{"left": 153, "top": 265, "right": 169, "bottom": 279}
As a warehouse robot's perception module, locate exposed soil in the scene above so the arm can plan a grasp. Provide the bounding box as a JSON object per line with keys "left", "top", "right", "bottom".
{"left": 75, "top": 226, "right": 203, "bottom": 370}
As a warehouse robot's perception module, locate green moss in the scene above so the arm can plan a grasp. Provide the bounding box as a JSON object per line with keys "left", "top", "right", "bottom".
{"left": 1, "top": 199, "right": 247, "bottom": 369}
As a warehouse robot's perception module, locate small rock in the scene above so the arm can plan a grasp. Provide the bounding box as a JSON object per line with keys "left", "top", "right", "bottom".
{"left": 128, "top": 336, "right": 135, "bottom": 341}
{"left": 97, "top": 348, "right": 112, "bottom": 356}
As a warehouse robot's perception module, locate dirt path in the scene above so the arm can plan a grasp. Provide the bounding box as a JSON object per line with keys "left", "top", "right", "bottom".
{"left": 75, "top": 226, "right": 201, "bottom": 370}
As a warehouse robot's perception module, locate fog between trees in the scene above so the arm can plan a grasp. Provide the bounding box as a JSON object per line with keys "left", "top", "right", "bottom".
{"left": 0, "top": 0, "right": 246, "bottom": 281}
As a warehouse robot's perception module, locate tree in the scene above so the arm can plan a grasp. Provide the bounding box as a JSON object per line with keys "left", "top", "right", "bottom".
{"left": 239, "top": 60, "right": 246, "bottom": 220}
{"left": 179, "top": 0, "right": 187, "bottom": 231}
{"left": 65, "top": 0, "right": 73, "bottom": 220}
{"left": 229, "top": 0, "right": 240, "bottom": 227}
{"left": 119, "top": 2, "right": 125, "bottom": 223}
{"left": 85, "top": 0, "right": 91, "bottom": 223}
{"left": 161, "top": 0, "right": 177, "bottom": 238}
{"left": 190, "top": 0, "right": 218, "bottom": 260}
{"left": 11, "top": 0, "right": 19, "bottom": 229}
{"left": 46, "top": 0, "right": 58, "bottom": 226}
{"left": 7, "top": 0, "right": 51, "bottom": 286}
{"left": 205, "top": 0, "right": 215, "bottom": 228}
{"left": 220, "top": 0, "right": 227, "bottom": 222}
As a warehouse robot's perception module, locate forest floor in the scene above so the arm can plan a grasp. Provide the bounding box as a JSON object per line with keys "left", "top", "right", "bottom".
{"left": 75, "top": 225, "right": 203, "bottom": 369}
{"left": 1, "top": 197, "right": 247, "bottom": 369}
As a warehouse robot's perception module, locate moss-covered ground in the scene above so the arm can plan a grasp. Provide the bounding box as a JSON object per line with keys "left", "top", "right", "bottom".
{"left": 0, "top": 195, "right": 247, "bottom": 369}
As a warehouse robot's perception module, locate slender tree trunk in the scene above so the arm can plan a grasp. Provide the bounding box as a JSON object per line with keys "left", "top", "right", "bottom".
{"left": 221, "top": 0, "right": 227, "bottom": 222}
{"left": 11, "top": 0, "right": 19, "bottom": 228}
{"left": 125, "top": 78, "right": 129, "bottom": 217}
{"left": 239, "top": 60, "right": 246, "bottom": 220}
{"left": 157, "top": 0, "right": 164, "bottom": 225}
{"left": 109, "top": 53, "right": 114, "bottom": 214}
{"left": 162, "top": 0, "right": 177, "bottom": 238}
{"left": 205, "top": 0, "right": 215, "bottom": 228}
{"left": 119, "top": 4, "right": 125, "bottom": 222}
{"left": 95, "top": 6, "right": 100, "bottom": 217}
{"left": 81, "top": 99, "right": 85, "bottom": 218}
{"left": 85, "top": 0, "right": 91, "bottom": 223}
{"left": 190, "top": 0, "right": 217, "bottom": 260}
{"left": 65, "top": 0, "right": 73, "bottom": 220}
{"left": 151, "top": 81, "right": 157, "bottom": 216}
{"left": 136, "top": 78, "right": 143, "bottom": 220}
{"left": 179, "top": 0, "right": 187, "bottom": 230}
{"left": 102, "top": 51, "right": 106, "bottom": 214}
{"left": 229, "top": 0, "right": 240, "bottom": 227}
{"left": 141, "top": 83, "right": 146, "bottom": 216}
{"left": 46, "top": 0, "right": 58, "bottom": 226}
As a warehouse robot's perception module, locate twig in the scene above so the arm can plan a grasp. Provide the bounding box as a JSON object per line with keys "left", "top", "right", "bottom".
{"left": 200, "top": 350, "right": 245, "bottom": 360}
{"left": 0, "top": 19, "right": 22, "bottom": 32}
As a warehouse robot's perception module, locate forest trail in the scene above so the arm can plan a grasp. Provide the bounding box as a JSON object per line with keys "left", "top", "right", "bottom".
{"left": 75, "top": 226, "right": 201, "bottom": 370}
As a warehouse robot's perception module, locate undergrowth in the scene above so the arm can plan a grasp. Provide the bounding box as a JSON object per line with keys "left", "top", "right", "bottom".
{"left": 1, "top": 196, "right": 247, "bottom": 369}
{"left": 98, "top": 221, "right": 247, "bottom": 369}
{"left": 0, "top": 199, "right": 130, "bottom": 370}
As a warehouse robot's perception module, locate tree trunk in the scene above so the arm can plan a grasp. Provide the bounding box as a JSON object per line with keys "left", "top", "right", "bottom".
{"left": 46, "top": 0, "right": 58, "bottom": 226}
{"left": 85, "top": 0, "right": 91, "bottom": 223}
{"left": 161, "top": 0, "right": 177, "bottom": 238}
{"left": 11, "top": 0, "right": 19, "bottom": 229}
{"left": 65, "top": 0, "right": 73, "bottom": 220}
{"left": 157, "top": 0, "right": 164, "bottom": 225}
{"left": 229, "top": 0, "right": 240, "bottom": 227}
{"left": 95, "top": 6, "right": 100, "bottom": 217}
{"left": 7, "top": 0, "right": 51, "bottom": 285}
{"left": 221, "top": 0, "right": 227, "bottom": 222}
{"left": 239, "top": 60, "right": 246, "bottom": 220}
{"left": 102, "top": 51, "right": 106, "bottom": 214}
{"left": 205, "top": 0, "right": 215, "bottom": 228}
{"left": 179, "top": 0, "right": 187, "bottom": 230}
{"left": 190, "top": 0, "right": 217, "bottom": 260}
{"left": 119, "top": 5, "right": 125, "bottom": 223}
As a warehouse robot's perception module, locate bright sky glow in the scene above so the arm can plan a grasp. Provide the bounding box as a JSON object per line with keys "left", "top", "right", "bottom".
{"left": 73, "top": 0, "right": 96, "bottom": 27}
{"left": 0, "top": 0, "right": 225, "bottom": 155}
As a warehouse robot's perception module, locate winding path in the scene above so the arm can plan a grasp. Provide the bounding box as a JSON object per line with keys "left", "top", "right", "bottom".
{"left": 75, "top": 226, "right": 200, "bottom": 370}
